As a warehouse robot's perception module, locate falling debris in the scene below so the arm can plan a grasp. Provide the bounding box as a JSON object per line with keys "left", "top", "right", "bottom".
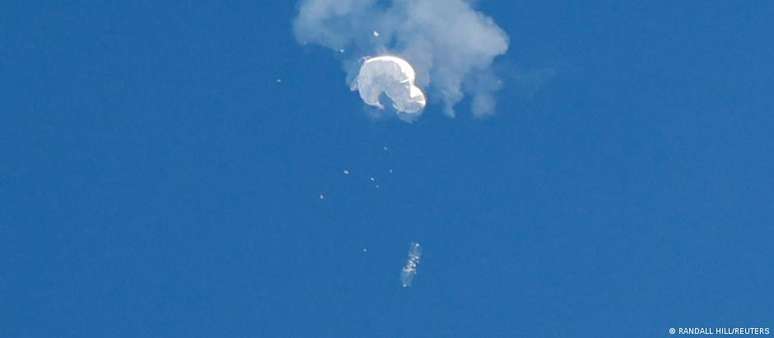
{"left": 338, "top": 48, "right": 345, "bottom": 53}
{"left": 401, "top": 242, "right": 422, "bottom": 287}
{"left": 319, "top": 193, "right": 325, "bottom": 200}
{"left": 343, "top": 169, "right": 350, "bottom": 175}
{"left": 362, "top": 248, "right": 368, "bottom": 253}
{"left": 372, "top": 31, "right": 380, "bottom": 37}
{"left": 369, "top": 177, "right": 376, "bottom": 182}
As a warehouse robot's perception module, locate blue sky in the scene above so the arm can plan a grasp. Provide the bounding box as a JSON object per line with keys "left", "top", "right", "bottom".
{"left": 2, "top": 1, "right": 773, "bottom": 337}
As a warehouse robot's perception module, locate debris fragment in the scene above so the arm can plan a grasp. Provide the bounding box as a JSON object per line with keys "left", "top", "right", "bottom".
{"left": 400, "top": 242, "right": 422, "bottom": 287}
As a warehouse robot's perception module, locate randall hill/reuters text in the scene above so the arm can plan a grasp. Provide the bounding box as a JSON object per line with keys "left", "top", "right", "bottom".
{"left": 669, "top": 327, "right": 770, "bottom": 335}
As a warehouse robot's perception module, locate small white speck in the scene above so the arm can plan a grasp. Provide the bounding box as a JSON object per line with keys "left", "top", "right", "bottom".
{"left": 276, "top": 78, "right": 282, "bottom": 83}
{"left": 319, "top": 193, "right": 325, "bottom": 200}
{"left": 369, "top": 177, "right": 376, "bottom": 182}
{"left": 343, "top": 169, "right": 350, "bottom": 175}
{"left": 338, "top": 49, "right": 345, "bottom": 53}
{"left": 362, "top": 248, "right": 368, "bottom": 253}
{"left": 372, "top": 31, "right": 380, "bottom": 37}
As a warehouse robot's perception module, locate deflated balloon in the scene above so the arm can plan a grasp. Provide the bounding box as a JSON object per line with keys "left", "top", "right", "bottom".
{"left": 352, "top": 56, "right": 426, "bottom": 120}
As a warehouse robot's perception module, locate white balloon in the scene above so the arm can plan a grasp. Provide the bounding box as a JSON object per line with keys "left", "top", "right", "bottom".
{"left": 352, "top": 56, "right": 426, "bottom": 121}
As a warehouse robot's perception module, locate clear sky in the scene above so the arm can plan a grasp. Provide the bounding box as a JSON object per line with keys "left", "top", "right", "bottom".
{"left": 2, "top": 1, "right": 773, "bottom": 337}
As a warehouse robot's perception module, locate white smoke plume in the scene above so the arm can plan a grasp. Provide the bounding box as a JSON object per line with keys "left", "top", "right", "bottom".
{"left": 293, "top": 0, "right": 509, "bottom": 118}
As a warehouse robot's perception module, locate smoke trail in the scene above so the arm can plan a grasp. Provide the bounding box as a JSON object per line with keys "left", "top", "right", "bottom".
{"left": 293, "top": 0, "right": 509, "bottom": 118}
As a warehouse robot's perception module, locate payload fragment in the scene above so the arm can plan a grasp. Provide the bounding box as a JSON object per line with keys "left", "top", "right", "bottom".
{"left": 352, "top": 56, "right": 426, "bottom": 121}
{"left": 400, "top": 242, "right": 422, "bottom": 287}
